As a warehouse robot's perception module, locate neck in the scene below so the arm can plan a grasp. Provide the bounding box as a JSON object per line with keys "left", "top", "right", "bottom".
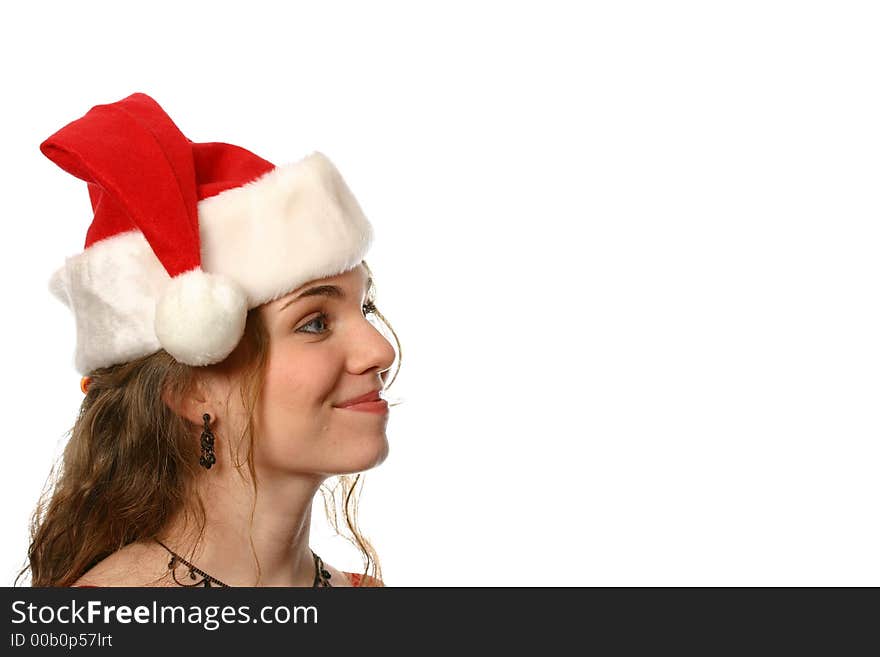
{"left": 159, "top": 467, "right": 325, "bottom": 587}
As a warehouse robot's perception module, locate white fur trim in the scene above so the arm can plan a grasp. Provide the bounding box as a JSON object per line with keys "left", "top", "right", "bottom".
{"left": 49, "top": 151, "right": 374, "bottom": 374}
{"left": 50, "top": 230, "right": 167, "bottom": 374}
{"left": 154, "top": 268, "right": 247, "bottom": 366}
{"left": 198, "top": 150, "right": 373, "bottom": 304}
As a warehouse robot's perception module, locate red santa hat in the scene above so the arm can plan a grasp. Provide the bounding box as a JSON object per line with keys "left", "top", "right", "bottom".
{"left": 42, "top": 92, "right": 373, "bottom": 375}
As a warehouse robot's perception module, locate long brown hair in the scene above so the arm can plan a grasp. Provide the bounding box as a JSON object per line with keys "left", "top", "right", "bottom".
{"left": 17, "top": 260, "right": 401, "bottom": 587}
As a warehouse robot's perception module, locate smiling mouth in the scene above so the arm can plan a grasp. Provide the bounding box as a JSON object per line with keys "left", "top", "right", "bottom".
{"left": 335, "top": 388, "right": 383, "bottom": 408}
{"left": 336, "top": 399, "right": 389, "bottom": 414}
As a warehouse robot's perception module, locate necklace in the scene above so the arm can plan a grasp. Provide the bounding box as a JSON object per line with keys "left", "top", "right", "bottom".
{"left": 154, "top": 539, "right": 332, "bottom": 587}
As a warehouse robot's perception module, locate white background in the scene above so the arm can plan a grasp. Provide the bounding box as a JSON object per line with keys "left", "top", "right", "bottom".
{"left": 2, "top": 1, "right": 878, "bottom": 586}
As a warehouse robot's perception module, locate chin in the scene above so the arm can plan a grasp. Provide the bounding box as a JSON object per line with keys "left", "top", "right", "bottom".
{"left": 336, "top": 436, "right": 390, "bottom": 474}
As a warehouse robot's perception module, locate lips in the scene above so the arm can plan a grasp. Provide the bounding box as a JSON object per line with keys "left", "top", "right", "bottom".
{"left": 335, "top": 389, "right": 382, "bottom": 408}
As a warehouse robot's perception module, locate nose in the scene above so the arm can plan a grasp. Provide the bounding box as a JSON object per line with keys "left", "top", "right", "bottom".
{"left": 349, "top": 314, "right": 398, "bottom": 379}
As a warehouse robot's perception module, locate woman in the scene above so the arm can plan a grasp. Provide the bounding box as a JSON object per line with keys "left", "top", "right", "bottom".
{"left": 18, "top": 92, "right": 401, "bottom": 587}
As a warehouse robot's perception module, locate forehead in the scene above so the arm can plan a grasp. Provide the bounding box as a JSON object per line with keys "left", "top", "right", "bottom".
{"left": 269, "top": 264, "right": 369, "bottom": 308}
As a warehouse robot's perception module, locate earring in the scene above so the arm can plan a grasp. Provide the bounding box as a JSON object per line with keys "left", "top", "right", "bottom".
{"left": 199, "top": 413, "right": 216, "bottom": 469}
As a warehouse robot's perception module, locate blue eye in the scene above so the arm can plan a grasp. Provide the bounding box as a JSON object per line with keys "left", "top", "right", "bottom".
{"left": 296, "top": 304, "right": 376, "bottom": 335}
{"left": 296, "top": 313, "right": 329, "bottom": 334}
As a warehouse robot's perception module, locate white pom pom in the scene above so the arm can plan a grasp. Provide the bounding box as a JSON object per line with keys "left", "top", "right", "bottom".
{"left": 154, "top": 268, "right": 248, "bottom": 366}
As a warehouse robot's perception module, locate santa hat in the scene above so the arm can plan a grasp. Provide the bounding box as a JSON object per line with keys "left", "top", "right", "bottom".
{"left": 41, "top": 92, "right": 373, "bottom": 375}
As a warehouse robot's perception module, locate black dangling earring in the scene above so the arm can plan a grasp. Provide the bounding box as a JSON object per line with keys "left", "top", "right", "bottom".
{"left": 199, "top": 413, "right": 216, "bottom": 469}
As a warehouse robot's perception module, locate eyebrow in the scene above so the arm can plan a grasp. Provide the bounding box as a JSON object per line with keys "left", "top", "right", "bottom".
{"left": 278, "top": 277, "right": 372, "bottom": 314}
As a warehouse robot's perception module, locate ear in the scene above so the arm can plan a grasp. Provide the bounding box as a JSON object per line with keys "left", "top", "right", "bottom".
{"left": 161, "top": 374, "right": 212, "bottom": 427}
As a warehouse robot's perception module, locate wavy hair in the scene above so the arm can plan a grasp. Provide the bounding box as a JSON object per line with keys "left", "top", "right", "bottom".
{"left": 17, "top": 260, "right": 401, "bottom": 587}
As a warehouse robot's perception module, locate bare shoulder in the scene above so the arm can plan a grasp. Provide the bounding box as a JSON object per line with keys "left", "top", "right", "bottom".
{"left": 72, "top": 541, "right": 174, "bottom": 587}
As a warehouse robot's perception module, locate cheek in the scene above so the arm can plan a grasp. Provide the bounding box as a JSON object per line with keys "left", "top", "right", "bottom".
{"left": 261, "top": 348, "right": 341, "bottom": 411}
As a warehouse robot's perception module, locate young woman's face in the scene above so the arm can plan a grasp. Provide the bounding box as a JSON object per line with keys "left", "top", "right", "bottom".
{"left": 247, "top": 264, "right": 396, "bottom": 478}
